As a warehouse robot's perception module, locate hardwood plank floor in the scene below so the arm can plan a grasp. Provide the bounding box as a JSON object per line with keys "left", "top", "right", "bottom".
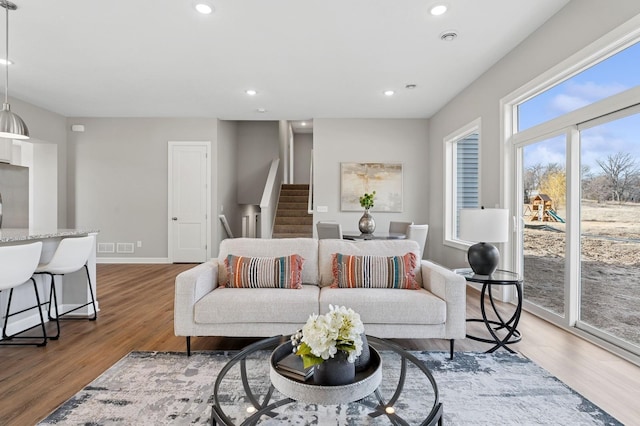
{"left": 1, "top": 264, "right": 639, "bottom": 424}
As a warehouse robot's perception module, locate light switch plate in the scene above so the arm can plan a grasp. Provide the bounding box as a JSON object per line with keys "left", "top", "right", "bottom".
{"left": 316, "top": 206, "right": 328, "bottom": 213}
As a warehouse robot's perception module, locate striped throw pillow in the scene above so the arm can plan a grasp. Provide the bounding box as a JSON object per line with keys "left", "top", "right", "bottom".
{"left": 225, "top": 254, "right": 305, "bottom": 289}
{"left": 331, "top": 253, "right": 419, "bottom": 289}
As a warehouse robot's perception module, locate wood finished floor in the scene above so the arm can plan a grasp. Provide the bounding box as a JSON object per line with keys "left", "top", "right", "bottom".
{"left": 0, "top": 263, "right": 639, "bottom": 425}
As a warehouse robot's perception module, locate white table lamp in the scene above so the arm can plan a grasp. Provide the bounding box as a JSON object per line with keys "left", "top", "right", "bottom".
{"left": 459, "top": 207, "right": 509, "bottom": 275}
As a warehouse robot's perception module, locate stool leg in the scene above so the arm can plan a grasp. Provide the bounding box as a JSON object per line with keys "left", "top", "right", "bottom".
{"left": 31, "top": 278, "right": 48, "bottom": 346}
{"left": 1, "top": 280, "right": 48, "bottom": 346}
{"left": 47, "top": 273, "right": 61, "bottom": 340}
{"left": 1, "top": 288, "right": 14, "bottom": 340}
{"left": 84, "top": 265, "right": 98, "bottom": 321}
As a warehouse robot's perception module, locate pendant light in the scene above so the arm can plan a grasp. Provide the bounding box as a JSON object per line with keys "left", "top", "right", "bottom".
{"left": 0, "top": 0, "right": 28, "bottom": 139}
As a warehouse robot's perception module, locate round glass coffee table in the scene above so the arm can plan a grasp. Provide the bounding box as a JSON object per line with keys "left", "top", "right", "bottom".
{"left": 211, "top": 335, "right": 443, "bottom": 425}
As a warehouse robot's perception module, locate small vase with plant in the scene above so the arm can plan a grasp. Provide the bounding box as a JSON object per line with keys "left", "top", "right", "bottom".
{"left": 291, "top": 305, "right": 365, "bottom": 385}
{"left": 358, "top": 191, "right": 376, "bottom": 234}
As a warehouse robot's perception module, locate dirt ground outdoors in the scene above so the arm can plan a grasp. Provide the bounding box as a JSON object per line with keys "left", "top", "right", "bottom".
{"left": 524, "top": 200, "right": 640, "bottom": 347}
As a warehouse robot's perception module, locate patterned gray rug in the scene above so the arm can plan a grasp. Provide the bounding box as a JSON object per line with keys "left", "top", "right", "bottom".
{"left": 38, "top": 350, "right": 620, "bottom": 425}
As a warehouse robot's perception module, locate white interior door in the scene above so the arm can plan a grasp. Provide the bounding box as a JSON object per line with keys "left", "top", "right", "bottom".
{"left": 168, "top": 142, "right": 210, "bottom": 263}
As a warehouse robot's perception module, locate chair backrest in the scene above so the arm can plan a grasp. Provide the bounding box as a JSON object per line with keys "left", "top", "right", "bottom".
{"left": 407, "top": 224, "right": 429, "bottom": 259}
{"left": 0, "top": 242, "right": 43, "bottom": 290}
{"left": 316, "top": 222, "right": 343, "bottom": 239}
{"left": 388, "top": 221, "right": 413, "bottom": 235}
{"left": 40, "top": 235, "right": 95, "bottom": 274}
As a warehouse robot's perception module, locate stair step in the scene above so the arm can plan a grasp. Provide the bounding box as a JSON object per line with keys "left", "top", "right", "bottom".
{"left": 281, "top": 184, "right": 309, "bottom": 190}
{"left": 280, "top": 190, "right": 310, "bottom": 197}
{"left": 275, "top": 216, "right": 313, "bottom": 226}
{"left": 277, "top": 202, "right": 308, "bottom": 210}
{"left": 273, "top": 232, "right": 313, "bottom": 238}
{"left": 279, "top": 195, "right": 308, "bottom": 203}
{"left": 273, "top": 224, "right": 312, "bottom": 233}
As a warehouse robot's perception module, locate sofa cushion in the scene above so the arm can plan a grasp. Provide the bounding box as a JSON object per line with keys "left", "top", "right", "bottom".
{"left": 319, "top": 287, "right": 445, "bottom": 325}
{"left": 225, "top": 254, "right": 304, "bottom": 289}
{"left": 195, "top": 284, "right": 320, "bottom": 324}
{"left": 331, "top": 253, "right": 418, "bottom": 289}
{"left": 218, "top": 238, "right": 319, "bottom": 286}
{"left": 319, "top": 240, "right": 422, "bottom": 287}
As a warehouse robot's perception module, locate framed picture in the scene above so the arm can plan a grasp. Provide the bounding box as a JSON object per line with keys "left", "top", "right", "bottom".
{"left": 340, "top": 162, "right": 403, "bottom": 212}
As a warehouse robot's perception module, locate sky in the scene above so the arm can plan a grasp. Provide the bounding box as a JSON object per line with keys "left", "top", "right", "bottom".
{"left": 519, "top": 41, "right": 640, "bottom": 172}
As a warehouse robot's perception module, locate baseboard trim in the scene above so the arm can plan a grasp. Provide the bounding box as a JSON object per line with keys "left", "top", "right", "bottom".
{"left": 97, "top": 257, "right": 171, "bottom": 264}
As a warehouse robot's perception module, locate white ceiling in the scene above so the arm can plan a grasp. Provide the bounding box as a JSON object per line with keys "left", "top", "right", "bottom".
{"left": 4, "top": 0, "right": 569, "bottom": 120}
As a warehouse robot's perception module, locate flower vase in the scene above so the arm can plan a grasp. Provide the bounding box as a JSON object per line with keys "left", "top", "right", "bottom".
{"left": 313, "top": 351, "right": 355, "bottom": 386}
{"left": 358, "top": 209, "right": 375, "bottom": 234}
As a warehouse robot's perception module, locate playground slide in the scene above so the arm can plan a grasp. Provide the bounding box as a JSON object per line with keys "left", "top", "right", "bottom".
{"left": 547, "top": 209, "right": 565, "bottom": 223}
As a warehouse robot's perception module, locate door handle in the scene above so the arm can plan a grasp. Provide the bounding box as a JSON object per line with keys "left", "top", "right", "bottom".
{"left": 172, "top": 217, "right": 178, "bottom": 221}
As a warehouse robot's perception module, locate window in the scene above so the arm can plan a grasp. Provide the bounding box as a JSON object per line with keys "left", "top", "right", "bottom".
{"left": 518, "top": 41, "right": 640, "bottom": 131}
{"left": 507, "top": 31, "right": 640, "bottom": 359}
{"left": 444, "top": 119, "right": 480, "bottom": 248}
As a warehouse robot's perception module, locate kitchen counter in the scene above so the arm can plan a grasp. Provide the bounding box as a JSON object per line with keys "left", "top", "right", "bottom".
{"left": 0, "top": 228, "right": 100, "bottom": 243}
{"left": 0, "top": 228, "right": 100, "bottom": 339}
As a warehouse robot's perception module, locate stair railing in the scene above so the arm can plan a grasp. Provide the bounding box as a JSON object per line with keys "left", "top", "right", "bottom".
{"left": 307, "top": 149, "right": 314, "bottom": 214}
{"left": 259, "top": 158, "right": 281, "bottom": 238}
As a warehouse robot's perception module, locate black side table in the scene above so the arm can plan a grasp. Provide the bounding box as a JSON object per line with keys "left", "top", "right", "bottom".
{"left": 455, "top": 268, "right": 523, "bottom": 353}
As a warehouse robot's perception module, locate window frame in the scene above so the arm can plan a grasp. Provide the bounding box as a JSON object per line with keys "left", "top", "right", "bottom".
{"left": 443, "top": 118, "right": 481, "bottom": 250}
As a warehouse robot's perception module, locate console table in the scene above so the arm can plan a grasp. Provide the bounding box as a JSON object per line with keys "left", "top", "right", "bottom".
{"left": 455, "top": 268, "right": 523, "bottom": 353}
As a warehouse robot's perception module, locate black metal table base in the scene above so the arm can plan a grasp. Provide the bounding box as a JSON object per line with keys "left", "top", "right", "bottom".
{"left": 466, "top": 280, "right": 523, "bottom": 353}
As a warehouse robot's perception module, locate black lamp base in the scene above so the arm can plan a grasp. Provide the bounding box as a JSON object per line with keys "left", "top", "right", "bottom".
{"left": 467, "top": 242, "right": 500, "bottom": 276}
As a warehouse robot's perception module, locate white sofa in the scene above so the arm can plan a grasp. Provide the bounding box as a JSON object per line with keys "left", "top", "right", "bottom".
{"left": 174, "top": 238, "right": 467, "bottom": 357}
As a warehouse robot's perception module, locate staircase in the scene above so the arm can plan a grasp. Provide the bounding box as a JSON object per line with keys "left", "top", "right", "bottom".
{"left": 272, "top": 184, "right": 313, "bottom": 238}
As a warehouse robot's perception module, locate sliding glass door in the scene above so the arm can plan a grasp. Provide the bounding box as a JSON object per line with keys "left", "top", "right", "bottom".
{"left": 578, "top": 110, "right": 640, "bottom": 349}
{"left": 519, "top": 135, "right": 567, "bottom": 319}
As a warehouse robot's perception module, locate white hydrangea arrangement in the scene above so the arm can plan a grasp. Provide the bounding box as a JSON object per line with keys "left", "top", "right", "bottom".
{"left": 292, "top": 305, "right": 365, "bottom": 369}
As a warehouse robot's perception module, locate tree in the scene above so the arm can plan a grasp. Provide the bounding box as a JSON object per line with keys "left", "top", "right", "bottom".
{"left": 596, "top": 152, "right": 640, "bottom": 203}
{"left": 539, "top": 170, "right": 566, "bottom": 210}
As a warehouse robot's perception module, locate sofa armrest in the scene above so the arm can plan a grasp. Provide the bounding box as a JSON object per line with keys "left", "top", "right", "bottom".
{"left": 420, "top": 260, "right": 467, "bottom": 339}
{"left": 174, "top": 261, "right": 218, "bottom": 336}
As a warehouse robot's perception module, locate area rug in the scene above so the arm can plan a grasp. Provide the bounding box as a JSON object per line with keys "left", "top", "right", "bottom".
{"left": 38, "top": 350, "right": 620, "bottom": 425}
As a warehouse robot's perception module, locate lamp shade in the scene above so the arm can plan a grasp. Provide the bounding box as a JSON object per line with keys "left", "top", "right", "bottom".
{"left": 0, "top": 103, "right": 29, "bottom": 139}
{"left": 459, "top": 208, "right": 509, "bottom": 243}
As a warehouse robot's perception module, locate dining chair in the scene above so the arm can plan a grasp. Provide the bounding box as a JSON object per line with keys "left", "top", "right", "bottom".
{"left": 407, "top": 224, "right": 429, "bottom": 259}
{"left": 0, "top": 241, "right": 47, "bottom": 347}
{"left": 388, "top": 221, "right": 414, "bottom": 235}
{"left": 35, "top": 235, "right": 97, "bottom": 340}
{"left": 316, "top": 222, "right": 343, "bottom": 239}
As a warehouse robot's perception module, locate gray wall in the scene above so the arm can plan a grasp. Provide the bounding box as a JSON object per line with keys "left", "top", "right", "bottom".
{"left": 313, "top": 119, "right": 429, "bottom": 235}
{"left": 216, "top": 120, "right": 239, "bottom": 244}
{"left": 0, "top": 163, "right": 29, "bottom": 228}
{"left": 427, "top": 0, "right": 640, "bottom": 268}
{"left": 236, "top": 121, "right": 280, "bottom": 205}
{"left": 67, "top": 117, "right": 219, "bottom": 259}
{"left": 293, "top": 133, "right": 313, "bottom": 184}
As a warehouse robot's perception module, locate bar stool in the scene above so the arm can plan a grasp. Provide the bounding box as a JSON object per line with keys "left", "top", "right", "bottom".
{"left": 35, "top": 235, "right": 97, "bottom": 340}
{"left": 0, "top": 241, "right": 47, "bottom": 347}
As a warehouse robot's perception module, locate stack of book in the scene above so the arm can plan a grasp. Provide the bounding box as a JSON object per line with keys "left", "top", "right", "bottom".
{"left": 275, "top": 353, "right": 314, "bottom": 382}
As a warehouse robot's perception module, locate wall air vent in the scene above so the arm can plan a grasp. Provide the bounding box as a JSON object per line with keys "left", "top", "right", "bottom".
{"left": 116, "top": 242, "right": 135, "bottom": 253}
{"left": 97, "top": 243, "right": 115, "bottom": 253}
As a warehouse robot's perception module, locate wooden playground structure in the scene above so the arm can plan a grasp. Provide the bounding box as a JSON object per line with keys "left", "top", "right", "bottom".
{"left": 524, "top": 194, "right": 565, "bottom": 223}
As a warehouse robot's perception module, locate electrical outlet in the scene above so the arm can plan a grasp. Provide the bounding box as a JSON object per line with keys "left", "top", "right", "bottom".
{"left": 137, "top": 241, "right": 142, "bottom": 248}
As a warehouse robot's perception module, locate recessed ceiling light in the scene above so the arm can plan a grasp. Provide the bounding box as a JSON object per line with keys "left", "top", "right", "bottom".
{"left": 430, "top": 5, "right": 447, "bottom": 16}
{"left": 301, "top": 122, "right": 307, "bottom": 126}
{"left": 0, "top": 59, "right": 12, "bottom": 66}
{"left": 194, "top": 2, "right": 213, "bottom": 14}
{"left": 245, "top": 89, "right": 257, "bottom": 96}
{"left": 384, "top": 90, "right": 395, "bottom": 96}
{"left": 440, "top": 30, "right": 458, "bottom": 41}
{"left": 256, "top": 108, "right": 267, "bottom": 113}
